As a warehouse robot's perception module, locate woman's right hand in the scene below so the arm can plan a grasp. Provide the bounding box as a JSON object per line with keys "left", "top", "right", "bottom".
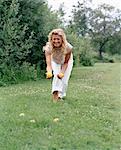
{"left": 46, "top": 72, "right": 53, "bottom": 79}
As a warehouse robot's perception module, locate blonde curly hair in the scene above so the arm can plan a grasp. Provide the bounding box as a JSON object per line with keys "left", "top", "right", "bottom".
{"left": 48, "top": 28, "right": 67, "bottom": 54}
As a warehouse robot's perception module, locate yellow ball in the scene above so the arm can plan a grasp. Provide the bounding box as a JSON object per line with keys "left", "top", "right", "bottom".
{"left": 59, "top": 73, "right": 64, "bottom": 78}
{"left": 46, "top": 72, "right": 52, "bottom": 79}
{"left": 57, "top": 73, "right": 64, "bottom": 79}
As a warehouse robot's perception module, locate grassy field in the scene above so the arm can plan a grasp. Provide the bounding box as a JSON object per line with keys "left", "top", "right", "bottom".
{"left": 0, "top": 63, "right": 121, "bottom": 150}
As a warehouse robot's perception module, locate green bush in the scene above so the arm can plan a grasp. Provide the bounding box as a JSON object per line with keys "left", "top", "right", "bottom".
{"left": 113, "top": 54, "right": 121, "bottom": 62}
{"left": 0, "top": 62, "right": 37, "bottom": 86}
{"left": 80, "top": 50, "right": 94, "bottom": 66}
{"left": 92, "top": 52, "right": 116, "bottom": 63}
{"left": 101, "top": 53, "right": 114, "bottom": 63}
{"left": 15, "top": 62, "right": 36, "bottom": 81}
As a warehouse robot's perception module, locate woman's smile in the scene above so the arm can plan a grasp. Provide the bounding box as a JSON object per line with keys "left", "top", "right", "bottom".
{"left": 52, "top": 34, "right": 62, "bottom": 48}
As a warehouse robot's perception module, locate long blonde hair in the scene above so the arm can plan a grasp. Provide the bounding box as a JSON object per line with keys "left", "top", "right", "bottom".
{"left": 48, "top": 28, "right": 67, "bottom": 54}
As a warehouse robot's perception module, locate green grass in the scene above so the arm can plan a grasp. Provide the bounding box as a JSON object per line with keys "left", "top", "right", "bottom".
{"left": 0, "top": 63, "right": 121, "bottom": 150}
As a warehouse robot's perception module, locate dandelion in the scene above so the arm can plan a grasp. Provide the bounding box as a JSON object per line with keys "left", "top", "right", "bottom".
{"left": 30, "top": 119, "right": 36, "bottom": 123}
{"left": 19, "top": 113, "right": 25, "bottom": 117}
{"left": 53, "top": 118, "right": 59, "bottom": 122}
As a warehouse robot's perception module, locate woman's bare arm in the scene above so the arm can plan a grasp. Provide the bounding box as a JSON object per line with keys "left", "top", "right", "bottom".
{"left": 61, "top": 52, "right": 71, "bottom": 73}
{"left": 45, "top": 52, "right": 52, "bottom": 72}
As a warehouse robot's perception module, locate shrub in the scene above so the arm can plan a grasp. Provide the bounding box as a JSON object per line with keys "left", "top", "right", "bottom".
{"left": 113, "top": 54, "right": 121, "bottom": 62}
{"left": 0, "top": 62, "right": 37, "bottom": 86}
{"left": 80, "top": 50, "right": 94, "bottom": 66}
{"left": 101, "top": 53, "right": 115, "bottom": 63}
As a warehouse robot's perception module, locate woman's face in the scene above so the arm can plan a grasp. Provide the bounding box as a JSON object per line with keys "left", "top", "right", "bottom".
{"left": 51, "top": 34, "right": 62, "bottom": 48}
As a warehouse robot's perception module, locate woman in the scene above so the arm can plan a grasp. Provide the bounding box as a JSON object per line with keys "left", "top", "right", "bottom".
{"left": 43, "top": 28, "right": 73, "bottom": 102}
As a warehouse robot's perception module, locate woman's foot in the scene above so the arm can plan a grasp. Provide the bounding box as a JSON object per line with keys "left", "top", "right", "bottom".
{"left": 58, "top": 92, "right": 66, "bottom": 99}
{"left": 58, "top": 97, "right": 64, "bottom": 101}
{"left": 52, "top": 91, "right": 59, "bottom": 102}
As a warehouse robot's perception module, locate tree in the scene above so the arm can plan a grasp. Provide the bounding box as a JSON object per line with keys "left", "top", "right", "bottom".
{"left": 0, "top": 0, "right": 33, "bottom": 66}
{"left": 57, "top": 2, "right": 66, "bottom": 27}
{"left": 69, "top": 0, "right": 92, "bottom": 36}
{"left": 18, "top": 0, "right": 61, "bottom": 68}
{"left": 88, "top": 4, "right": 121, "bottom": 59}
{"left": 65, "top": 28, "right": 94, "bottom": 66}
{"left": 0, "top": 0, "right": 34, "bottom": 83}
{"left": 0, "top": 0, "right": 61, "bottom": 84}
{"left": 106, "top": 30, "right": 121, "bottom": 55}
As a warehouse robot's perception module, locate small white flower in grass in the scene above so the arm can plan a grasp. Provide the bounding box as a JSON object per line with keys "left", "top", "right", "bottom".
{"left": 30, "top": 119, "right": 36, "bottom": 123}
{"left": 19, "top": 113, "right": 25, "bottom": 117}
{"left": 53, "top": 118, "right": 59, "bottom": 122}
{"left": 76, "top": 110, "right": 79, "bottom": 114}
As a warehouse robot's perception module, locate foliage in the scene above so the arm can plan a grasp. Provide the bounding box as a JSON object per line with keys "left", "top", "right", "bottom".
{"left": 69, "top": 1, "right": 89, "bottom": 36}
{"left": 67, "top": 1, "right": 121, "bottom": 60}
{"left": 18, "top": 0, "right": 60, "bottom": 66}
{"left": 65, "top": 29, "right": 80, "bottom": 66}
{"left": 80, "top": 50, "right": 94, "bottom": 66}
{"left": 57, "top": 2, "right": 66, "bottom": 27}
{"left": 66, "top": 28, "right": 94, "bottom": 66}
{"left": 88, "top": 4, "right": 121, "bottom": 59}
{"left": 0, "top": 0, "right": 61, "bottom": 85}
{"left": 0, "top": 62, "right": 36, "bottom": 86}
{"left": 0, "top": 0, "right": 34, "bottom": 84}
{"left": 113, "top": 54, "right": 121, "bottom": 62}
{"left": 105, "top": 31, "right": 121, "bottom": 55}
{"left": 102, "top": 53, "right": 115, "bottom": 63}
{"left": 79, "top": 37, "right": 94, "bottom": 66}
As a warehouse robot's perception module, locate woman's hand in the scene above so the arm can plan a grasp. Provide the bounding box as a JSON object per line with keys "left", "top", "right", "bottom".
{"left": 46, "top": 72, "right": 53, "bottom": 79}
{"left": 57, "top": 73, "right": 64, "bottom": 79}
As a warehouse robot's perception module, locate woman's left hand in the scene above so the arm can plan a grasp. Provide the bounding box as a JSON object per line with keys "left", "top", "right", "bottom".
{"left": 57, "top": 73, "right": 64, "bottom": 79}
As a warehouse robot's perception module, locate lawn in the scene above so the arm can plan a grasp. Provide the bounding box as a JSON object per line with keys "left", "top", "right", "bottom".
{"left": 0, "top": 63, "right": 121, "bottom": 150}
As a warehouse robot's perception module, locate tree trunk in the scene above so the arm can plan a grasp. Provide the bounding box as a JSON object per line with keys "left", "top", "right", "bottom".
{"left": 99, "top": 48, "right": 103, "bottom": 60}
{"left": 99, "top": 42, "right": 105, "bottom": 60}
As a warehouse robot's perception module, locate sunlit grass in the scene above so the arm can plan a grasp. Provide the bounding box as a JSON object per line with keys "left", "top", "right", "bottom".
{"left": 0, "top": 63, "right": 121, "bottom": 150}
